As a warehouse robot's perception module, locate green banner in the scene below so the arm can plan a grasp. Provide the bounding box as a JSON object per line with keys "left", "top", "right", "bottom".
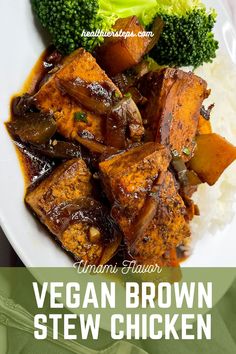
{"left": 0, "top": 267, "right": 235, "bottom": 354}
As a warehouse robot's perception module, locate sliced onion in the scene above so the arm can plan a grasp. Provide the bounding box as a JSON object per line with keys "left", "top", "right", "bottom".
{"left": 106, "top": 99, "right": 128, "bottom": 149}
{"left": 130, "top": 172, "right": 166, "bottom": 241}
{"left": 57, "top": 78, "right": 119, "bottom": 115}
{"left": 171, "top": 152, "right": 188, "bottom": 186}
{"left": 125, "top": 98, "right": 144, "bottom": 141}
{"left": 73, "top": 133, "right": 117, "bottom": 154}
{"left": 33, "top": 140, "right": 81, "bottom": 159}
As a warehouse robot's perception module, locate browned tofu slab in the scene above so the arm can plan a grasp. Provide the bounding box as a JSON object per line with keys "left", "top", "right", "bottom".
{"left": 128, "top": 172, "right": 190, "bottom": 264}
{"left": 99, "top": 142, "right": 171, "bottom": 213}
{"left": 99, "top": 144, "right": 190, "bottom": 265}
{"left": 26, "top": 159, "right": 120, "bottom": 264}
{"left": 26, "top": 159, "right": 92, "bottom": 217}
{"left": 96, "top": 16, "right": 150, "bottom": 76}
{"left": 34, "top": 48, "right": 120, "bottom": 143}
{"left": 138, "top": 68, "right": 209, "bottom": 161}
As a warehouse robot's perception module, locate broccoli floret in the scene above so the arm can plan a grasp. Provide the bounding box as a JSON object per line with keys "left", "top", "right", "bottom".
{"left": 150, "top": 8, "right": 219, "bottom": 68}
{"left": 31, "top": 0, "right": 117, "bottom": 54}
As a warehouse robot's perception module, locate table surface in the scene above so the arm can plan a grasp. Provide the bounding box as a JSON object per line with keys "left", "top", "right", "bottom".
{"left": 0, "top": 0, "right": 236, "bottom": 267}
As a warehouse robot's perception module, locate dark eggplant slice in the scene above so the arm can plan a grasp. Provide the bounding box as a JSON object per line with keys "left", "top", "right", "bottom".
{"left": 33, "top": 140, "right": 81, "bottom": 159}
{"left": 127, "top": 87, "right": 147, "bottom": 106}
{"left": 7, "top": 112, "right": 57, "bottom": 145}
{"left": 11, "top": 94, "right": 37, "bottom": 116}
{"left": 44, "top": 49, "right": 63, "bottom": 68}
{"left": 106, "top": 99, "right": 128, "bottom": 149}
{"left": 111, "top": 73, "right": 130, "bottom": 94}
{"left": 11, "top": 139, "right": 55, "bottom": 184}
{"left": 106, "top": 97, "right": 144, "bottom": 148}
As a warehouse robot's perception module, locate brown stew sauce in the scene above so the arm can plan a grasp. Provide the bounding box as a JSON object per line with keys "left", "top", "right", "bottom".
{"left": 8, "top": 47, "right": 63, "bottom": 186}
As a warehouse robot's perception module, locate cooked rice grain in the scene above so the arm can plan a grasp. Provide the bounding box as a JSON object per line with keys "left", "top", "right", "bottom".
{"left": 190, "top": 54, "right": 236, "bottom": 241}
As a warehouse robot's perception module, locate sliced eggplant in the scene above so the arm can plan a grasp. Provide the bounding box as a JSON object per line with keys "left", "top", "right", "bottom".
{"left": 7, "top": 112, "right": 57, "bottom": 145}
{"left": 33, "top": 140, "right": 81, "bottom": 159}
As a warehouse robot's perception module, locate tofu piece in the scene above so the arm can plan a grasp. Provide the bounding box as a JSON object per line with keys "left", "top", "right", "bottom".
{"left": 26, "top": 159, "right": 92, "bottom": 217}
{"left": 138, "top": 68, "right": 209, "bottom": 161}
{"left": 34, "top": 49, "right": 120, "bottom": 143}
{"left": 26, "top": 159, "right": 119, "bottom": 264}
{"left": 128, "top": 172, "right": 190, "bottom": 264}
{"left": 100, "top": 145, "right": 190, "bottom": 265}
{"left": 99, "top": 142, "right": 171, "bottom": 215}
{"left": 95, "top": 16, "right": 150, "bottom": 76}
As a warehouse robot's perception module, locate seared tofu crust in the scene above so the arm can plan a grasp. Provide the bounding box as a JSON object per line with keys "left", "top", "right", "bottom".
{"left": 100, "top": 142, "right": 171, "bottom": 213}
{"left": 26, "top": 159, "right": 92, "bottom": 216}
{"left": 138, "top": 68, "right": 209, "bottom": 161}
{"left": 128, "top": 172, "right": 190, "bottom": 264}
{"left": 34, "top": 48, "right": 120, "bottom": 143}
{"left": 26, "top": 159, "right": 119, "bottom": 265}
{"left": 99, "top": 143, "right": 190, "bottom": 265}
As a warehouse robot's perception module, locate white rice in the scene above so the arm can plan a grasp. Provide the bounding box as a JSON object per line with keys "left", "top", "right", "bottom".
{"left": 188, "top": 53, "right": 236, "bottom": 242}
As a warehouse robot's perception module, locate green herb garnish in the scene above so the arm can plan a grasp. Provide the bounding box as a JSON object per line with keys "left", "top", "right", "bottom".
{"left": 124, "top": 92, "right": 132, "bottom": 99}
{"left": 114, "top": 91, "right": 121, "bottom": 98}
{"left": 149, "top": 191, "right": 158, "bottom": 198}
{"left": 74, "top": 112, "right": 88, "bottom": 123}
{"left": 182, "top": 147, "right": 191, "bottom": 156}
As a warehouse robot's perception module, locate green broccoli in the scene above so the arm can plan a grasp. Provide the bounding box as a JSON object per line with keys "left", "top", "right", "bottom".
{"left": 150, "top": 8, "right": 219, "bottom": 68}
{"left": 31, "top": 0, "right": 117, "bottom": 54}
{"left": 31, "top": 0, "right": 218, "bottom": 68}
{"left": 137, "top": 0, "right": 219, "bottom": 68}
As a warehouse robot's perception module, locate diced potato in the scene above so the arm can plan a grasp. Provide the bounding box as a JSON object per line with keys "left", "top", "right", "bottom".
{"left": 187, "top": 133, "right": 236, "bottom": 185}
{"left": 95, "top": 16, "right": 150, "bottom": 76}
{"left": 197, "top": 115, "right": 212, "bottom": 135}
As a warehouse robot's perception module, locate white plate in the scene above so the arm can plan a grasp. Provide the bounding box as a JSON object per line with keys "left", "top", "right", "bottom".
{"left": 0, "top": 0, "right": 236, "bottom": 267}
